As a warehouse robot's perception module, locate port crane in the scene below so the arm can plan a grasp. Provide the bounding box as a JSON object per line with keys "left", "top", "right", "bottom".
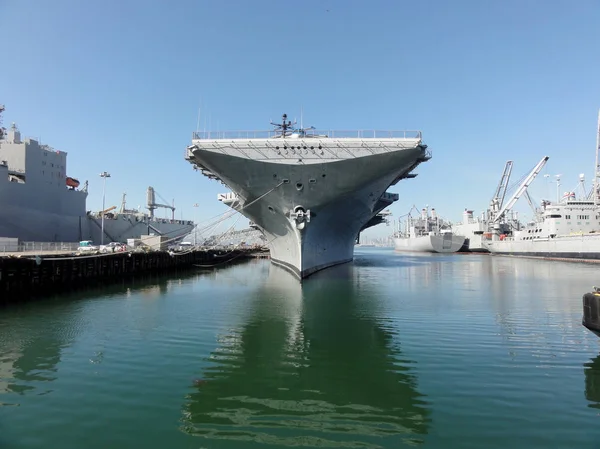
{"left": 146, "top": 186, "right": 175, "bottom": 220}
{"left": 488, "top": 161, "right": 514, "bottom": 223}
{"left": 490, "top": 155, "right": 550, "bottom": 229}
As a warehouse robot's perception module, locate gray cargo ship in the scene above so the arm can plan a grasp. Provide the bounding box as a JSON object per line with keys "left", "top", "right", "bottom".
{"left": 0, "top": 107, "right": 193, "bottom": 245}
{"left": 186, "top": 114, "right": 431, "bottom": 278}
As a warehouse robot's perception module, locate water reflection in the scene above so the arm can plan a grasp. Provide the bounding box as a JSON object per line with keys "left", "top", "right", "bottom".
{"left": 0, "top": 300, "right": 83, "bottom": 404}
{"left": 0, "top": 270, "right": 209, "bottom": 406}
{"left": 389, "top": 253, "right": 591, "bottom": 330}
{"left": 584, "top": 354, "right": 600, "bottom": 410}
{"left": 182, "top": 263, "right": 430, "bottom": 448}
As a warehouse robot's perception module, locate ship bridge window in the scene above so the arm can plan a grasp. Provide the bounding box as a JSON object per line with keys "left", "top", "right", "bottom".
{"left": 549, "top": 214, "right": 561, "bottom": 218}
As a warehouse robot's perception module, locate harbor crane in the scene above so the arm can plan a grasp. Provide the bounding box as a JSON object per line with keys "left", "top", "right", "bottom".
{"left": 146, "top": 186, "right": 175, "bottom": 220}
{"left": 488, "top": 161, "right": 514, "bottom": 223}
{"left": 491, "top": 155, "right": 550, "bottom": 227}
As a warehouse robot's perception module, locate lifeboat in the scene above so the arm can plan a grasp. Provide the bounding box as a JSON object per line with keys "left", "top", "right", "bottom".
{"left": 66, "top": 177, "right": 80, "bottom": 188}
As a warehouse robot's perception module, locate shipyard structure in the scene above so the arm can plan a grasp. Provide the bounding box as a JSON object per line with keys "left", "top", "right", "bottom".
{"left": 186, "top": 114, "right": 431, "bottom": 278}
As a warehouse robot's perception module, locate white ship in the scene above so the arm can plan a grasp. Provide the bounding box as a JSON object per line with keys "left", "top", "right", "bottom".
{"left": 393, "top": 206, "right": 466, "bottom": 253}
{"left": 0, "top": 107, "right": 193, "bottom": 245}
{"left": 453, "top": 156, "right": 549, "bottom": 252}
{"left": 185, "top": 113, "right": 431, "bottom": 278}
{"left": 485, "top": 110, "right": 600, "bottom": 259}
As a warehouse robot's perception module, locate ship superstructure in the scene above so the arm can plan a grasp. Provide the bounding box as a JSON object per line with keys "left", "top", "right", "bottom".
{"left": 186, "top": 113, "right": 431, "bottom": 278}
{"left": 0, "top": 119, "right": 89, "bottom": 242}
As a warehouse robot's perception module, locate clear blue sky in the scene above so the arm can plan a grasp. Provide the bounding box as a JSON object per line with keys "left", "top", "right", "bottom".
{"left": 1, "top": 0, "right": 599, "bottom": 239}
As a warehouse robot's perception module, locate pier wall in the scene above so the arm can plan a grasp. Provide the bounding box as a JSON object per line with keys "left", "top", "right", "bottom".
{"left": 0, "top": 248, "right": 268, "bottom": 304}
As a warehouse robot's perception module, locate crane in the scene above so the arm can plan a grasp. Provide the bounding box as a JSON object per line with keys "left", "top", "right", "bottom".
{"left": 491, "top": 156, "right": 549, "bottom": 226}
{"left": 100, "top": 205, "right": 117, "bottom": 215}
{"left": 146, "top": 186, "right": 175, "bottom": 220}
{"left": 489, "top": 161, "right": 513, "bottom": 223}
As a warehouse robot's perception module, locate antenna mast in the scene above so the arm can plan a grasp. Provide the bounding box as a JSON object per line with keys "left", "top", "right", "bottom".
{"left": 595, "top": 109, "right": 600, "bottom": 206}
{"left": 270, "top": 113, "right": 294, "bottom": 137}
{"left": 0, "top": 105, "right": 5, "bottom": 140}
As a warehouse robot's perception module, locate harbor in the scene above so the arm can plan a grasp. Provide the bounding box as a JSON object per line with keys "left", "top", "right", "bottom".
{"left": 1, "top": 248, "right": 600, "bottom": 449}
{"left": 2, "top": 1, "right": 600, "bottom": 447}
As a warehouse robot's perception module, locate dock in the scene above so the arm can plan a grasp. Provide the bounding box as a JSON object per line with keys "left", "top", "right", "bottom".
{"left": 0, "top": 247, "right": 268, "bottom": 304}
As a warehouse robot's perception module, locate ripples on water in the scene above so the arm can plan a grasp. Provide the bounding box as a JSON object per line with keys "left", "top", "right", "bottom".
{"left": 1, "top": 249, "right": 600, "bottom": 448}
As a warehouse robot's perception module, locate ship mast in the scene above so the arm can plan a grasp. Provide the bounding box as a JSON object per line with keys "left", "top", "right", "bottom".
{"left": 595, "top": 109, "right": 600, "bottom": 206}
{"left": 0, "top": 105, "right": 5, "bottom": 140}
{"left": 270, "top": 113, "right": 295, "bottom": 137}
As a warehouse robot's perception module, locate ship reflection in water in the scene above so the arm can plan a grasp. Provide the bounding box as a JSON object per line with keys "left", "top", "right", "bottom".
{"left": 584, "top": 354, "right": 600, "bottom": 411}
{"left": 181, "top": 263, "right": 431, "bottom": 447}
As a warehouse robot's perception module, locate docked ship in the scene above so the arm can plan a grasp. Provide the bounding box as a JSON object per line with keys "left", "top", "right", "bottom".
{"left": 185, "top": 113, "right": 431, "bottom": 278}
{"left": 393, "top": 206, "right": 466, "bottom": 253}
{"left": 0, "top": 106, "right": 193, "bottom": 245}
{"left": 485, "top": 110, "right": 600, "bottom": 259}
{"left": 86, "top": 187, "right": 194, "bottom": 244}
{"left": 453, "top": 156, "right": 549, "bottom": 252}
{"left": 0, "top": 117, "right": 90, "bottom": 242}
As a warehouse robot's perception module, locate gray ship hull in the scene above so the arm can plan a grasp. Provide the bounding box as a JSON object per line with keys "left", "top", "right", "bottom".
{"left": 0, "top": 163, "right": 89, "bottom": 242}
{"left": 0, "top": 202, "right": 89, "bottom": 242}
{"left": 85, "top": 214, "right": 194, "bottom": 245}
{"left": 394, "top": 234, "right": 466, "bottom": 253}
{"left": 188, "top": 145, "right": 428, "bottom": 278}
{"left": 485, "top": 234, "right": 600, "bottom": 259}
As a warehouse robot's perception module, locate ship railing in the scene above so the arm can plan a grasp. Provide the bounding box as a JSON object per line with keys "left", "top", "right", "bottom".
{"left": 0, "top": 241, "right": 81, "bottom": 255}
{"left": 192, "top": 130, "right": 422, "bottom": 140}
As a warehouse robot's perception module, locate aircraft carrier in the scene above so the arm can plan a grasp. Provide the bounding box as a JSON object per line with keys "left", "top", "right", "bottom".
{"left": 186, "top": 113, "right": 431, "bottom": 278}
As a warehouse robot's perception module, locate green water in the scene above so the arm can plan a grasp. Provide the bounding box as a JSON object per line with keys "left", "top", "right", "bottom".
{"left": 1, "top": 249, "right": 600, "bottom": 448}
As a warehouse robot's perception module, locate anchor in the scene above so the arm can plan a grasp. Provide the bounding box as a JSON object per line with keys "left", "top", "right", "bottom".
{"left": 290, "top": 205, "right": 311, "bottom": 230}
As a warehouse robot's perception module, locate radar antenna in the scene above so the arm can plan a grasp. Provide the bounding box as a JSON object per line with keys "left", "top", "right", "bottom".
{"left": 270, "top": 113, "right": 296, "bottom": 137}
{"left": 270, "top": 112, "right": 317, "bottom": 138}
